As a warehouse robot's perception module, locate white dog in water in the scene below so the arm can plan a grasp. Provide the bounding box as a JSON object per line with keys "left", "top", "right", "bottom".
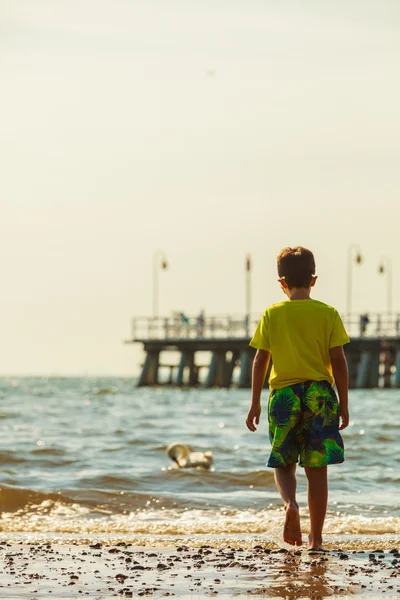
{"left": 166, "top": 443, "right": 213, "bottom": 470}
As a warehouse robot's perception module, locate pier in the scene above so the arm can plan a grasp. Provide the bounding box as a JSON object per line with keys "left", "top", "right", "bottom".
{"left": 126, "top": 313, "right": 400, "bottom": 389}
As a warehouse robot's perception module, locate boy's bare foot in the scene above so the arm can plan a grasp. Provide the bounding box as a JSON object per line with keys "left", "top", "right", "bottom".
{"left": 283, "top": 503, "right": 302, "bottom": 546}
{"left": 308, "top": 533, "right": 323, "bottom": 550}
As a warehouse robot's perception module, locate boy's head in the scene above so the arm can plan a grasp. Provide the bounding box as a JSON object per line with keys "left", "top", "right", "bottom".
{"left": 277, "top": 246, "right": 317, "bottom": 290}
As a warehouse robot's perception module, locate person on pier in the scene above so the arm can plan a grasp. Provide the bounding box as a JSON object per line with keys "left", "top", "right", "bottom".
{"left": 197, "top": 309, "right": 205, "bottom": 338}
{"left": 246, "top": 246, "right": 349, "bottom": 550}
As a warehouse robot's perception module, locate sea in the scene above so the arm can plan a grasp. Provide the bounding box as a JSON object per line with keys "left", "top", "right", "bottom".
{"left": 0, "top": 377, "right": 399, "bottom": 549}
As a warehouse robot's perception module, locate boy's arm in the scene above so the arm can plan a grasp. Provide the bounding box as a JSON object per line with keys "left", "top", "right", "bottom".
{"left": 246, "top": 349, "right": 270, "bottom": 432}
{"left": 329, "top": 345, "right": 349, "bottom": 430}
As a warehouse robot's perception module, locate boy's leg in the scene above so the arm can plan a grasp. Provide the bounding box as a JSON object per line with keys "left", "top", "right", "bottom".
{"left": 274, "top": 463, "right": 302, "bottom": 546}
{"left": 304, "top": 466, "right": 328, "bottom": 549}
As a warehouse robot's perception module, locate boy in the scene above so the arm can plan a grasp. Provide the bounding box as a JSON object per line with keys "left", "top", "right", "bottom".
{"left": 246, "top": 247, "right": 349, "bottom": 550}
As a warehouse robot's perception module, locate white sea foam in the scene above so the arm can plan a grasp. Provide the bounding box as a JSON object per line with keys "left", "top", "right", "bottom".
{"left": 1, "top": 504, "right": 399, "bottom": 538}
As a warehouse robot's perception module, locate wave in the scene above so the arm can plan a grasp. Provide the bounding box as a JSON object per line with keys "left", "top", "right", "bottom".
{"left": 0, "top": 451, "right": 28, "bottom": 465}
{"left": 1, "top": 507, "right": 399, "bottom": 537}
{"left": 1, "top": 485, "right": 399, "bottom": 537}
{"left": 0, "top": 469, "right": 275, "bottom": 494}
{"left": 31, "top": 447, "right": 66, "bottom": 456}
{"left": 0, "top": 412, "right": 21, "bottom": 420}
{"left": 0, "top": 484, "right": 181, "bottom": 512}
{"left": 90, "top": 387, "right": 118, "bottom": 395}
{"left": 161, "top": 469, "right": 275, "bottom": 488}
{"left": 0, "top": 485, "right": 74, "bottom": 513}
{"left": 0, "top": 449, "right": 78, "bottom": 468}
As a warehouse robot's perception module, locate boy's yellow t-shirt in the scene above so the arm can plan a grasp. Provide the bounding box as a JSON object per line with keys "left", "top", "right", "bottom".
{"left": 249, "top": 299, "right": 350, "bottom": 390}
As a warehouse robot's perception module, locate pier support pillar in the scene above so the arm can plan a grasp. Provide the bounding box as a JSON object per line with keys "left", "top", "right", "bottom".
{"left": 381, "top": 344, "right": 394, "bottom": 388}
{"left": 350, "top": 346, "right": 381, "bottom": 389}
{"left": 368, "top": 350, "right": 380, "bottom": 388}
{"left": 346, "top": 341, "right": 381, "bottom": 389}
{"left": 206, "top": 351, "right": 228, "bottom": 387}
{"left": 215, "top": 353, "right": 227, "bottom": 387}
{"left": 176, "top": 351, "right": 198, "bottom": 386}
{"left": 176, "top": 352, "right": 186, "bottom": 386}
{"left": 346, "top": 352, "right": 355, "bottom": 389}
{"left": 205, "top": 351, "right": 238, "bottom": 388}
{"left": 394, "top": 351, "right": 400, "bottom": 387}
{"left": 138, "top": 350, "right": 160, "bottom": 386}
{"left": 222, "top": 351, "right": 239, "bottom": 388}
{"left": 205, "top": 352, "right": 218, "bottom": 387}
{"left": 239, "top": 350, "right": 252, "bottom": 388}
{"left": 188, "top": 352, "right": 198, "bottom": 386}
{"left": 356, "top": 352, "right": 371, "bottom": 388}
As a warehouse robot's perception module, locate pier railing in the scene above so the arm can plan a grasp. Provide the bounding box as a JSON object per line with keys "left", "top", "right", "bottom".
{"left": 131, "top": 314, "right": 259, "bottom": 341}
{"left": 130, "top": 312, "right": 400, "bottom": 342}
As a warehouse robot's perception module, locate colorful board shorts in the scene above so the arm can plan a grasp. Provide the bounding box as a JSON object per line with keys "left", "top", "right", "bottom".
{"left": 267, "top": 380, "right": 344, "bottom": 468}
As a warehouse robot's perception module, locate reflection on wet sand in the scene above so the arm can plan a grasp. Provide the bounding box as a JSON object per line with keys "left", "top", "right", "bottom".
{"left": 1, "top": 543, "right": 398, "bottom": 598}
{"left": 252, "top": 551, "right": 340, "bottom": 598}
{"left": 248, "top": 548, "right": 399, "bottom": 598}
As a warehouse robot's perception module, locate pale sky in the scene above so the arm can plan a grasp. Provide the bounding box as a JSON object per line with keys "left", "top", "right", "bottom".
{"left": 1, "top": 0, "right": 400, "bottom": 375}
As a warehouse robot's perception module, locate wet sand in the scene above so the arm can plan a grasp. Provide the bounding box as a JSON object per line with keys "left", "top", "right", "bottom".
{"left": 0, "top": 542, "right": 399, "bottom": 598}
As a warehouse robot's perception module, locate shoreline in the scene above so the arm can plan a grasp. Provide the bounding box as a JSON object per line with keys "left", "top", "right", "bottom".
{"left": 1, "top": 531, "right": 399, "bottom": 550}
{"left": 1, "top": 541, "right": 398, "bottom": 598}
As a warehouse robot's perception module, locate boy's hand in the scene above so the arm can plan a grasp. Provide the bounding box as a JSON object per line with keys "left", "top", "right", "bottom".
{"left": 246, "top": 404, "right": 261, "bottom": 432}
{"left": 339, "top": 406, "right": 349, "bottom": 430}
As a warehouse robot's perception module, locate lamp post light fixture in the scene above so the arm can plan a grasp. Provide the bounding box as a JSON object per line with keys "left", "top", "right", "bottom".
{"left": 346, "top": 244, "right": 363, "bottom": 317}
{"left": 378, "top": 256, "right": 392, "bottom": 313}
{"left": 153, "top": 251, "right": 168, "bottom": 318}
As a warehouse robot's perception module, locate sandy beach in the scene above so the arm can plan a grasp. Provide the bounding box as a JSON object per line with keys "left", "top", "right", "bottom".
{"left": 1, "top": 541, "right": 399, "bottom": 598}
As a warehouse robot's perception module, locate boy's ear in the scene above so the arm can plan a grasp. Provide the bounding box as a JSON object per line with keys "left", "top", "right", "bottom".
{"left": 278, "top": 277, "right": 288, "bottom": 289}
{"left": 310, "top": 276, "right": 318, "bottom": 287}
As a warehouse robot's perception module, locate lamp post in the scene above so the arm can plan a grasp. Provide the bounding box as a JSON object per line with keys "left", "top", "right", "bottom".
{"left": 378, "top": 256, "right": 392, "bottom": 313}
{"left": 245, "top": 253, "right": 252, "bottom": 335}
{"left": 346, "top": 244, "right": 363, "bottom": 318}
{"left": 153, "top": 251, "right": 168, "bottom": 318}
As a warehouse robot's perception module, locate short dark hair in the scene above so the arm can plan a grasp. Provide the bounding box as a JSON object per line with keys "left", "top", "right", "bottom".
{"left": 277, "top": 247, "right": 316, "bottom": 289}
